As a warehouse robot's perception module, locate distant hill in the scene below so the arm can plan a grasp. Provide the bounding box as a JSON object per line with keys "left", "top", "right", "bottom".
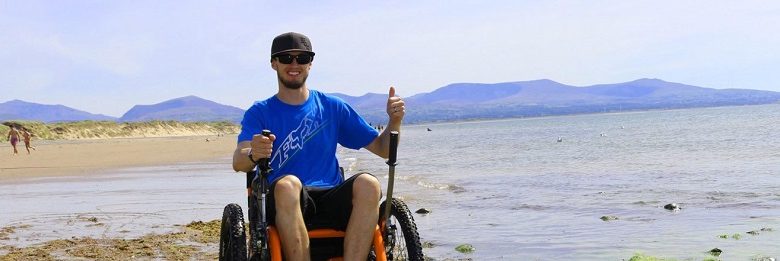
{"left": 330, "top": 93, "right": 388, "bottom": 108}
{"left": 406, "top": 81, "right": 527, "bottom": 104}
{"left": 119, "top": 96, "right": 244, "bottom": 122}
{"left": 336, "top": 78, "right": 780, "bottom": 123}
{"left": 0, "top": 100, "right": 117, "bottom": 123}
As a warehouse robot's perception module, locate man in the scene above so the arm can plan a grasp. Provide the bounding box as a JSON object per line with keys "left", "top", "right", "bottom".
{"left": 22, "top": 129, "right": 35, "bottom": 154}
{"left": 232, "top": 32, "right": 405, "bottom": 261}
{"left": 6, "top": 126, "right": 20, "bottom": 155}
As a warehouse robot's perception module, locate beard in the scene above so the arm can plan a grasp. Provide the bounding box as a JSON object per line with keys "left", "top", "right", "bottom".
{"left": 277, "top": 71, "right": 308, "bottom": 90}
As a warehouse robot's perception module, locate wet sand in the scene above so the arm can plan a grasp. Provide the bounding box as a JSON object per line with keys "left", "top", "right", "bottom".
{"left": 1, "top": 135, "right": 240, "bottom": 259}
{"left": 1, "top": 135, "right": 237, "bottom": 181}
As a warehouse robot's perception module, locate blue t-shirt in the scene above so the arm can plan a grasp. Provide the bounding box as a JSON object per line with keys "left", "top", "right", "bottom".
{"left": 238, "top": 89, "right": 379, "bottom": 188}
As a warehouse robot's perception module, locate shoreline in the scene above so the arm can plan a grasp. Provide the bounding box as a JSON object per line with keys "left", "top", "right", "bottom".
{"left": 1, "top": 134, "right": 238, "bottom": 182}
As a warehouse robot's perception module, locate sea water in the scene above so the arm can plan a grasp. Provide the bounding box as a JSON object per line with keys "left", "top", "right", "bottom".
{"left": 2, "top": 104, "right": 779, "bottom": 260}
{"left": 345, "top": 103, "right": 780, "bottom": 260}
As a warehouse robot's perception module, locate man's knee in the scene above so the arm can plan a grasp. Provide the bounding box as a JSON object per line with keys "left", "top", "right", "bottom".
{"left": 274, "top": 175, "right": 303, "bottom": 208}
{"left": 353, "top": 174, "right": 381, "bottom": 203}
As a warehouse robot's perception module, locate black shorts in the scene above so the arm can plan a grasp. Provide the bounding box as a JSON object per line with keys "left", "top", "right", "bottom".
{"left": 266, "top": 173, "right": 377, "bottom": 231}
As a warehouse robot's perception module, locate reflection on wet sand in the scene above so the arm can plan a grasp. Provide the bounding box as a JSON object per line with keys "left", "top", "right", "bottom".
{"left": 0, "top": 161, "right": 243, "bottom": 248}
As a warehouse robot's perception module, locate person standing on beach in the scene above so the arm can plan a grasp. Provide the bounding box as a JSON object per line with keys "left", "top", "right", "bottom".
{"left": 232, "top": 32, "right": 405, "bottom": 260}
{"left": 6, "top": 126, "right": 21, "bottom": 155}
{"left": 22, "top": 129, "right": 35, "bottom": 154}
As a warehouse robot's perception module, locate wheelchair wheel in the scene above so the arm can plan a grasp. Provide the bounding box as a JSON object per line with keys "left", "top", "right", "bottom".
{"left": 220, "top": 203, "right": 248, "bottom": 261}
{"left": 378, "top": 198, "right": 424, "bottom": 261}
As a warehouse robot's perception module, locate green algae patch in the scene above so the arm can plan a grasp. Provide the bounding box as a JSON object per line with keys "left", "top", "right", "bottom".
{"left": 719, "top": 233, "right": 741, "bottom": 240}
{"left": 627, "top": 253, "right": 674, "bottom": 261}
{"left": 455, "top": 243, "right": 475, "bottom": 253}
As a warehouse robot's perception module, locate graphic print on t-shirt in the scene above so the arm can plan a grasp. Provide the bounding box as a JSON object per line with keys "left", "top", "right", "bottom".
{"left": 271, "top": 110, "right": 328, "bottom": 169}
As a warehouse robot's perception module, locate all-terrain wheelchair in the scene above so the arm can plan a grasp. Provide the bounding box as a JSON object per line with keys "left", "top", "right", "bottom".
{"left": 219, "top": 131, "right": 423, "bottom": 260}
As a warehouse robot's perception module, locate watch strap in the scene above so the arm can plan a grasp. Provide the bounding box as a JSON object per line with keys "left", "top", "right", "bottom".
{"left": 247, "top": 148, "right": 261, "bottom": 165}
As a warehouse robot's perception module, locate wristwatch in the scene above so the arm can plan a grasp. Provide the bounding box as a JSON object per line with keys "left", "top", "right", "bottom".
{"left": 247, "top": 148, "right": 259, "bottom": 165}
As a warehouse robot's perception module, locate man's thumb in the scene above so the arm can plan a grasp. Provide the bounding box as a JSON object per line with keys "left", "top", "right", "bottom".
{"left": 388, "top": 86, "right": 396, "bottom": 98}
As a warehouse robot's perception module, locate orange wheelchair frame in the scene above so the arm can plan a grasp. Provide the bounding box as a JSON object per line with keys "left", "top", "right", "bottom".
{"left": 265, "top": 226, "right": 387, "bottom": 261}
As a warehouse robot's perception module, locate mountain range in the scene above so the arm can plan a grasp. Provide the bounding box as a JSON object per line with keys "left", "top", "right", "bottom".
{"left": 338, "top": 78, "right": 780, "bottom": 123}
{"left": 0, "top": 96, "right": 244, "bottom": 123}
{"left": 2, "top": 79, "right": 780, "bottom": 124}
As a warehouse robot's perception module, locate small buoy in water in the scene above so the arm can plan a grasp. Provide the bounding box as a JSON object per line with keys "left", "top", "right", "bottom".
{"left": 664, "top": 203, "right": 680, "bottom": 210}
{"left": 415, "top": 208, "right": 431, "bottom": 214}
{"left": 557, "top": 137, "right": 563, "bottom": 142}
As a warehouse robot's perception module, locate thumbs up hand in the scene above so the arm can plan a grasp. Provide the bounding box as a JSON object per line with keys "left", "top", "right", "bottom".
{"left": 386, "top": 86, "right": 405, "bottom": 122}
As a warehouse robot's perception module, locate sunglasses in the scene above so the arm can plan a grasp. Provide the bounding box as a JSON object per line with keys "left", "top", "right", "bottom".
{"left": 274, "top": 53, "right": 313, "bottom": 65}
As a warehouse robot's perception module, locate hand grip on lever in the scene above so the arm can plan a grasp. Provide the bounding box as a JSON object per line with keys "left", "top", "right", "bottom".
{"left": 258, "top": 130, "right": 272, "bottom": 172}
{"left": 386, "top": 131, "right": 399, "bottom": 166}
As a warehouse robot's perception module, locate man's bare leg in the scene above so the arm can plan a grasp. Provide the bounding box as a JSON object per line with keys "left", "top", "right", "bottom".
{"left": 343, "top": 174, "right": 381, "bottom": 260}
{"left": 274, "top": 175, "right": 310, "bottom": 261}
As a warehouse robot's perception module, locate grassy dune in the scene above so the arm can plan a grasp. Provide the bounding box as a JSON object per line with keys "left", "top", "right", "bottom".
{"left": 1, "top": 120, "right": 239, "bottom": 140}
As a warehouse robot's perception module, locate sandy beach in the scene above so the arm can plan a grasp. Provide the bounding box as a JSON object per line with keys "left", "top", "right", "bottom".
{"left": 1, "top": 134, "right": 237, "bottom": 181}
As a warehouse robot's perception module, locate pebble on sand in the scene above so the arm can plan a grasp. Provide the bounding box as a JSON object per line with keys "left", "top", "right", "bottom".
{"left": 664, "top": 203, "right": 680, "bottom": 210}
{"left": 600, "top": 215, "right": 619, "bottom": 221}
{"left": 415, "top": 208, "right": 431, "bottom": 214}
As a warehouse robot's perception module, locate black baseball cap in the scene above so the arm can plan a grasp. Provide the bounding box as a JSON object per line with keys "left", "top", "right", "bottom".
{"left": 271, "top": 32, "right": 315, "bottom": 56}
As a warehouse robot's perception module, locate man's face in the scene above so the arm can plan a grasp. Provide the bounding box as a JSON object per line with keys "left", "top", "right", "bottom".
{"left": 272, "top": 51, "right": 313, "bottom": 90}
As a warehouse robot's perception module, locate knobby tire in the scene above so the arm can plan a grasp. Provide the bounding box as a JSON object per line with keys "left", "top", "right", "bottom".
{"left": 220, "top": 203, "right": 248, "bottom": 261}
{"left": 378, "top": 198, "right": 424, "bottom": 261}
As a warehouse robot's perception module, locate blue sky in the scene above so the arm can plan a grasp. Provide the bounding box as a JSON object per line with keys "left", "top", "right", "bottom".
{"left": 2, "top": 1, "right": 779, "bottom": 117}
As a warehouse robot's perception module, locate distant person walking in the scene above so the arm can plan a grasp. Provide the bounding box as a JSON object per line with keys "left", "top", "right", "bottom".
{"left": 22, "top": 129, "right": 35, "bottom": 154}
{"left": 6, "top": 126, "right": 21, "bottom": 155}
